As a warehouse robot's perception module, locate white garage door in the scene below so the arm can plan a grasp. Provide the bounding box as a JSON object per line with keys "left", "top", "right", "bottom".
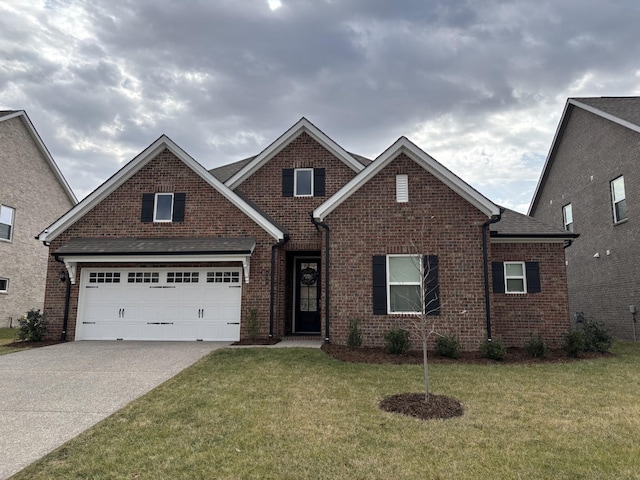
{"left": 76, "top": 268, "right": 242, "bottom": 341}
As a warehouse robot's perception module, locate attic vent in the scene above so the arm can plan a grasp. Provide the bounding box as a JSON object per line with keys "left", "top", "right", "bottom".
{"left": 396, "top": 174, "right": 409, "bottom": 203}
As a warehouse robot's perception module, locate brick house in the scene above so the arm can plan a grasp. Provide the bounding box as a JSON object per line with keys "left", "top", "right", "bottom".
{"left": 530, "top": 97, "right": 640, "bottom": 340}
{"left": 0, "top": 110, "right": 76, "bottom": 327}
{"left": 39, "top": 118, "right": 575, "bottom": 349}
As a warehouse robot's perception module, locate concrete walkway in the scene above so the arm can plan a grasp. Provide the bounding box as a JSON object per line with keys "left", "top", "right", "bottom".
{"left": 0, "top": 341, "right": 229, "bottom": 479}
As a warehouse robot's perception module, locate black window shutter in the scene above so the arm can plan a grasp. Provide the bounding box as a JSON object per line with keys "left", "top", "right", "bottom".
{"left": 525, "top": 262, "right": 541, "bottom": 293}
{"left": 314, "top": 168, "right": 326, "bottom": 197}
{"left": 282, "top": 169, "right": 294, "bottom": 197}
{"left": 141, "top": 193, "right": 154, "bottom": 223}
{"left": 423, "top": 255, "right": 440, "bottom": 315}
{"left": 492, "top": 262, "right": 505, "bottom": 293}
{"left": 173, "top": 193, "right": 186, "bottom": 222}
{"left": 372, "top": 256, "right": 387, "bottom": 315}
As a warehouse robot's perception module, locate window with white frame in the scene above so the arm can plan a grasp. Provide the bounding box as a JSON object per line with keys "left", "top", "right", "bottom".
{"left": 504, "top": 262, "right": 526, "bottom": 293}
{"left": 294, "top": 168, "right": 313, "bottom": 197}
{"left": 387, "top": 255, "right": 422, "bottom": 313}
{"left": 562, "top": 203, "right": 573, "bottom": 232}
{"left": 0, "top": 205, "right": 15, "bottom": 241}
{"left": 154, "top": 193, "right": 174, "bottom": 222}
{"left": 0, "top": 278, "right": 8, "bottom": 293}
{"left": 396, "top": 174, "right": 409, "bottom": 203}
{"left": 611, "top": 176, "right": 628, "bottom": 223}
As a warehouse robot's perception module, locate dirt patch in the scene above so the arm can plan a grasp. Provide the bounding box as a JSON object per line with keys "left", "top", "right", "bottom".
{"left": 231, "top": 338, "right": 281, "bottom": 346}
{"left": 321, "top": 344, "right": 613, "bottom": 365}
{"left": 380, "top": 393, "right": 464, "bottom": 420}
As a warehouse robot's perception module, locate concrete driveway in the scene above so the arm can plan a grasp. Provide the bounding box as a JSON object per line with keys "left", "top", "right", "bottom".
{"left": 0, "top": 341, "right": 229, "bottom": 479}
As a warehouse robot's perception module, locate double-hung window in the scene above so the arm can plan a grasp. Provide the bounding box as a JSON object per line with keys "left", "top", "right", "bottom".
{"left": 504, "top": 262, "right": 527, "bottom": 294}
{"left": 0, "top": 205, "right": 15, "bottom": 241}
{"left": 387, "top": 255, "right": 422, "bottom": 313}
{"left": 282, "top": 168, "right": 326, "bottom": 197}
{"left": 562, "top": 203, "right": 573, "bottom": 232}
{"left": 611, "top": 176, "right": 628, "bottom": 223}
{"left": 154, "top": 193, "right": 174, "bottom": 222}
{"left": 294, "top": 168, "right": 313, "bottom": 197}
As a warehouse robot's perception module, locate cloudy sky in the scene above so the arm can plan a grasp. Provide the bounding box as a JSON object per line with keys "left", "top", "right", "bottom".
{"left": 2, "top": 0, "right": 640, "bottom": 212}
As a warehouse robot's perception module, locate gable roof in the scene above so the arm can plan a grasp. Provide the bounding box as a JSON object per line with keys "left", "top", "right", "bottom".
{"left": 225, "top": 117, "right": 365, "bottom": 189}
{"left": 528, "top": 97, "right": 640, "bottom": 215}
{"left": 490, "top": 208, "right": 578, "bottom": 242}
{"left": 0, "top": 110, "right": 77, "bottom": 204}
{"left": 313, "top": 136, "right": 501, "bottom": 221}
{"left": 38, "top": 135, "right": 286, "bottom": 243}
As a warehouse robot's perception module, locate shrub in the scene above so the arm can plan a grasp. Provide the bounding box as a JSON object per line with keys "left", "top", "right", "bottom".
{"left": 582, "top": 318, "right": 612, "bottom": 353}
{"left": 18, "top": 309, "right": 48, "bottom": 342}
{"left": 245, "top": 308, "right": 260, "bottom": 340}
{"left": 347, "top": 319, "right": 363, "bottom": 348}
{"left": 384, "top": 328, "right": 410, "bottom": 355}
{"left": 480, "top": 337, "right": 506, "bottom": 360}
{"left": 523, "top": 335, "right": 549, "bottom": 358}
{"left": 562, "top": 329, "right": 585, "bottom": 357}
{"left": 435, "top": 334, "right": 461, "bottom": 359}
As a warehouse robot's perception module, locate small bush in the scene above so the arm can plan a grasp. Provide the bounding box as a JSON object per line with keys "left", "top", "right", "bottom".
{"left": 435, "top": 334, "right": 461, "bottom": 359}
{"left": 562, "top": 329, "right": 585, "bottom": 357}
{"left": 18, "top": 309, "right": 48, "bottom": 342}
{"left": 523, "top": 335, "right": 549, "bottom": 358}
{"left": 347, "top": 319, "right": 363, "bottom": 348}
{"left": 245, "top": 308, "right": 260, "bottom": 340}
{"left": 384, "top": 328, "right": 410, "bottom": 355}
{"left": 582, "top": 318, "right": 612, "bottom": 353}
{"left": 480, "top": 337, "right": 506, "bottom": 360}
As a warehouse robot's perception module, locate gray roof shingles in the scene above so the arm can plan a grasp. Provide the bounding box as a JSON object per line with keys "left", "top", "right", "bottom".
{"left": 572, "top": 97, "right": 640, "bottom": 128}
{"left": 491, "top": 208, "right": 577, "bottom": 238}
{"left": 54, "top": 237, "right": 256, "bottom": 256}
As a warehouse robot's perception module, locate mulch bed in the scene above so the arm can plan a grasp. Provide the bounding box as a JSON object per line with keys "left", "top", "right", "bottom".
{"left": 231, "top": 338, "right": 281, "bottom": 346}
{"left": 4, "top": 340, "right": 65, "bottom": 348}
{"left": 322, "top": 343, "right": 613, "bottom": 421}
{"left": 321, "top": 344, "right": 613, "bottom": 365}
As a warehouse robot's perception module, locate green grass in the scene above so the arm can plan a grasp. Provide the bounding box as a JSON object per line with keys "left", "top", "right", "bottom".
{"left": 11, "top": 342, "right": 640, "bottom": 480}
{"left": 0, "top": 327, "right": 21, "bottom": 355}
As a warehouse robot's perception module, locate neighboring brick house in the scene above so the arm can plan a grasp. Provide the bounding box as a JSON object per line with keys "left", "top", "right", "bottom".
{"left": 0, "top": 110, "right": 77, "bottom": 327}
{"left": 39, "top": 118, "right": 575, "bottom": 349}
{"left": 530, "top": 97, "right": 640, "bottom": 340}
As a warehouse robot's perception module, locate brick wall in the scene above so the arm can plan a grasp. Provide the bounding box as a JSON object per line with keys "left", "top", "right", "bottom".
{"left": 0, "top": 116, "right": 74, "bottom": 327}
{"left": 531, "top": 106, "right": 640, "bottom": 340}
{"left": 325, "top": 153, "right": 491, "bottom": 351}
{"left": 490, "top": 242, "right": 570, "bottom": 347}
{"left": 43, "top": 149, "right": 277, "bottom": 340}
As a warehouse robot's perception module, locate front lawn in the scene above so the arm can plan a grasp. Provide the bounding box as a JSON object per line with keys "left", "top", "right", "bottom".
{"left": 12, "top": 342, "right": 640, "bottom": 480}
{"left": 0, "top": 327, "right": 21, "bottom": 355}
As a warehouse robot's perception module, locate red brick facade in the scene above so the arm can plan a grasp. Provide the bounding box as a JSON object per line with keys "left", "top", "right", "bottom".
{"left": 42, "top": 125, "right": 572, "bottom": 350}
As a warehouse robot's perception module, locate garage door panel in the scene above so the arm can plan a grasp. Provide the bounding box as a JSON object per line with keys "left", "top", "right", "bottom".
{"left": 77, "top": 268, "right": 242, "bottom": 341}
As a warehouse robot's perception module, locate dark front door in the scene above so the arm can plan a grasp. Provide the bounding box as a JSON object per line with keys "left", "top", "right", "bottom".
{"left": 294, "top": 258, "right": 321, "bottom": 333}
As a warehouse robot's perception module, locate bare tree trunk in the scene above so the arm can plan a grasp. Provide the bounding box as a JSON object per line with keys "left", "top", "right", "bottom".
{"left": 423, "top": 335, "right": 429, "bottom": 403}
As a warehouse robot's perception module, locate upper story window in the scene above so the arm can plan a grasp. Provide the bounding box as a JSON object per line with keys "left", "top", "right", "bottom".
{"left": 141, "top": 193, "right": 186, "bottom": 223}
{"left": 0, "top": 278, "right": 8, "bottom": 293}
{"left": 396, "top": 175, "right": 409, "bottom": 203}
{"left": 282, "top": 168, "right": 325, "bottom": 197}
{"left": 0, "top": 205, "right": 15, "bottom": 241}
{"left": 562, "top": 203, "right": 573, "bottom": 232}
{"left": 611, "top": 176, "right": 628, "bottom": 223}
{"left": 504, "top": 262, "right": 527, "bottom": 293}
{"left": 154, "top": 193, "right": 174, "bottom": 222}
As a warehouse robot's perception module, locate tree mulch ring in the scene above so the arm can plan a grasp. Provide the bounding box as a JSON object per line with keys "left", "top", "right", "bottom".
{"left": 321, "top": 343, "right": 613, "bottom": 365}
{"left": 380, "top": 393, "right": 464, "bottom": 420}
{"left": 4, "top": 340, "right": 65, "bottom": 348}
{"left": 231, "top": 338, "right": 281, "bottom": 346}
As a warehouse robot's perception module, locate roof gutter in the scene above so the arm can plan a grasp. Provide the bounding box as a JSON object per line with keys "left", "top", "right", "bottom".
{"left": 482, "top": 212, "right": 503, "bottom": 341}
{"left": 309, "top": 213, "right": 330, "bottom": 343}
{"left": 269, "top": 234, "right": 290, "bottom": 338}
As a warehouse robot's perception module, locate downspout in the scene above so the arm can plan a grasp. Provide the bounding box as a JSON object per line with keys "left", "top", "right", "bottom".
{"left": 309, "top": 213, "right": 330, "bottom": 343}
{"left": 54, "top": 256, "right": 71, "bottom": 342}
{"left": 482, "top": 212, "right": 502, "bottom": 341}
{"left": 269, "top": 235, "right": 290, "bottom": 338}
